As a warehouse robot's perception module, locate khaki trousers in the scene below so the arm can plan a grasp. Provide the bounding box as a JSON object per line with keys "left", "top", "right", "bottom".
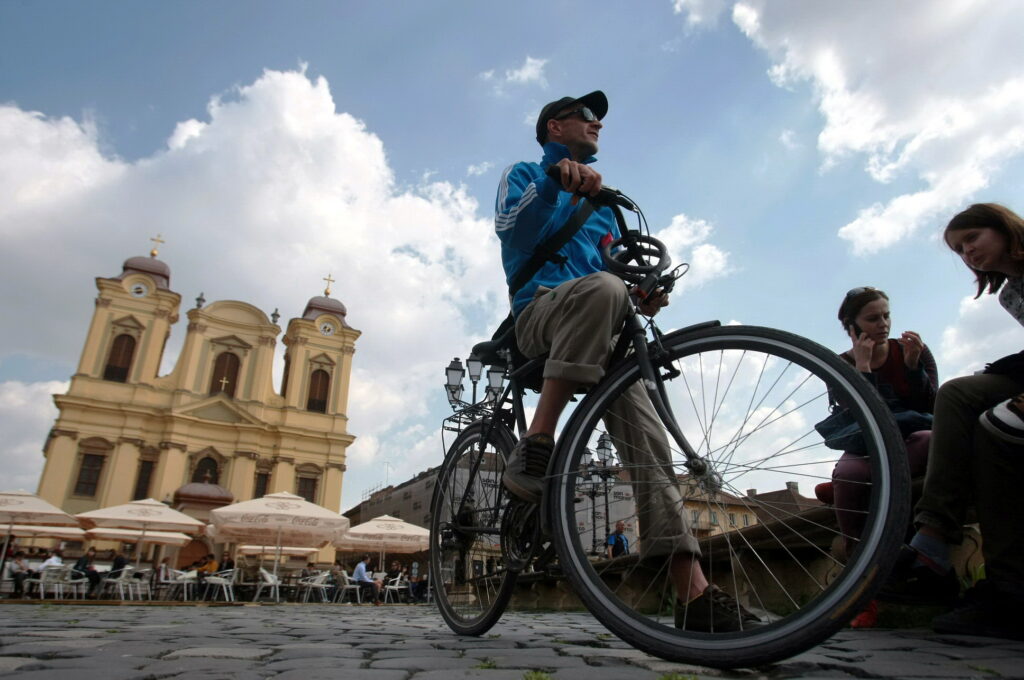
{"left": 516, "top": 272, "right": 700, "bottom": 557}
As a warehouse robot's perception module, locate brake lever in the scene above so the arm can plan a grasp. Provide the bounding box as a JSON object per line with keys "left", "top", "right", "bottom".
{"left": 544, "top": 165, "right": 636, "bottom": 211}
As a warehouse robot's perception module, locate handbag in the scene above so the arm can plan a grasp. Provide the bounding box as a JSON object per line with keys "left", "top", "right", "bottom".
{"left": 815, "top": 406, "right": 932, "bottom": 452}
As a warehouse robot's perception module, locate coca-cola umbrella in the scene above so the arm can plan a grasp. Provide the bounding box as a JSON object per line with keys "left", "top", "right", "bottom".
{"left": 76, "top": 498, "right": 205, "bottom": 566}
{"left": 334, "top": 514, "right": 429, "bottom": 566}
{"left": 0, "top": 490, "right": 79, "bottom": 578}
{"left": 209, "top": 491, "right": 350, "bottom": 589}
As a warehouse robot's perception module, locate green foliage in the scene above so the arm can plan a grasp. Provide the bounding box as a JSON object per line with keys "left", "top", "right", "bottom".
{"left": 658, "top": 674, "right": 698, "bottom": 680}
{"left": 523, "top": 672, "right": 553, "bottom": 680}
{"left": 475, "top": 658, "right": 498, "bottom": 669}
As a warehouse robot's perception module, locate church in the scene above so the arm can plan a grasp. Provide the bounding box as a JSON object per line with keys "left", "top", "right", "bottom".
{"left": 34, "top": 241, "right": 359, "bottom": 562}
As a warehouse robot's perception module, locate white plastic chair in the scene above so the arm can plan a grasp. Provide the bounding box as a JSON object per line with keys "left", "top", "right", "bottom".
{"left": 203, "top": 569, "right": 236, "bottom": 602}
{"left": 334, "top": 570, "right": 362, "bottom": 604}
{"left": 103, "top": 566, "right": 137, "bottom": 600}
{"left": 253, "top": 567, "right": 281, "bottom": 602}
{"left": 383, "top": 575, "right": 410, "bottom": 604}
{"left": 24, "top": 566, "right": 68, "bottom": 599}
{"left": 64, "top": 569, "right": 90, "bottom": 599}
{"left": 129, "top": 569, "right": 153, "bottom": 600}
{"left": 297, "top": 571, "right": 332, "bottom": 603}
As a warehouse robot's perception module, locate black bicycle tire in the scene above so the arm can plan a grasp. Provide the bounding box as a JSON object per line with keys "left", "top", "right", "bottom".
{"left": 548, "top": 324, "right": 909, "bottom": 668}
{"left": 430, "top": 420, "right": 519, "bottom": 636}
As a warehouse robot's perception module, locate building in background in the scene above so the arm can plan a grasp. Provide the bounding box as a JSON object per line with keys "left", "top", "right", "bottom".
{"left": 34, "top": 244, "right": 360, "bottom": 563}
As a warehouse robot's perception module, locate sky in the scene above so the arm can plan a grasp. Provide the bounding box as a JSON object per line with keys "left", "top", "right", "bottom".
{"left": 2, "top": 0, "right": 1023, "bottom": 512}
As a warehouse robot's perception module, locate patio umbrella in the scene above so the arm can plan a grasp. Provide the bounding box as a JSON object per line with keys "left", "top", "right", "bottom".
{"left": 0, "top": 489, "right": 79, "bottom": 579}
{"left": 6, "top": 524, "right": 87, "bottom": 541}
{"left": 209, "top": 492, "right": 350, "bottom": 585}
{"left": 236, "top": 545, "right": 320, "bottom": 557}
{"left": 76, "top": 498, "right": 205, "bottom": 566}
{"left": 85, "top": 528, "right": 192, "bottom": 547}
{"left": 334, "top": 514, "right": 429, "bottom": 566}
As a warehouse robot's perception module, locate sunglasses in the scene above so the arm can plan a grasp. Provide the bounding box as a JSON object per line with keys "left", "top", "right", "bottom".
{"left": 845, "top": 286, "right": 877, "bottom": 298}
{"left": 553, "top": 106, "right": 598, "bottom": 122}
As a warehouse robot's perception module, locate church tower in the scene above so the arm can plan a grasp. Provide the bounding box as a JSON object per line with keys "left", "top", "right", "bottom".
{"left": 36, "top": 247, "right": 359, "bottom": 565}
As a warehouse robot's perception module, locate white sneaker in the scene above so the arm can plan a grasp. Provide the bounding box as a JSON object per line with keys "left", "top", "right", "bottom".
{"left": 979, "top": 393, "right": 1024, "bottom": 444}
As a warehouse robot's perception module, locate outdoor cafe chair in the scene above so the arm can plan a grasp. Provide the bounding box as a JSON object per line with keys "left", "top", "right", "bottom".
{"left": 253, "top": 567, "right": 282, "bottom": 602}
{"left": 129, "top": 568, "right": 153, "bottom": 600}
{"left": 297, "top": 571, "right": 332, "bottom": 603}
{"left": 383, "top": 575, "right": 410, "bottom": 604}
{"left": 24, "top": 565, "right": 69, "bottom": 599}
{"left": 202, "top": 569, "right": 236, "bottom": 602}
{"left": 64, "top": 568, "right": 90, "bottom": 599}
{"left": 103, "top": 566, "right": 138, "bottom": 600}
{"left": 333, "top": 569, "right": 362, "bottom": 604}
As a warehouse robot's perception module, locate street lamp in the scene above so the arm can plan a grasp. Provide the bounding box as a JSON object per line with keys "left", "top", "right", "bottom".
{"left": 445, "top": 357, "right": 465, "bottom": 407}
{"left": 466, "top": 353, "right": 483, "bottom": 404}
{"left": 485, "top": 364, "right": 505, "bottom": 403}
{"left": 595, "top": 433, "right": 616, "bottom": 549}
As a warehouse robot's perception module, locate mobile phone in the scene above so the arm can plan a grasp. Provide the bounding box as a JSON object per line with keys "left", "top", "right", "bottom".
{"left": 848, "top": 322, "right": 863, "bottom": 336}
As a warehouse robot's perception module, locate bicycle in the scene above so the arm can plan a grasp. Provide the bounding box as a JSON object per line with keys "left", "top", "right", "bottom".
{"left": 429, "top": 183, "right": 909, "bottom": 668}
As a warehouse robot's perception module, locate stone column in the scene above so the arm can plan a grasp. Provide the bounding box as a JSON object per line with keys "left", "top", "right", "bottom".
{"left": 153, "top": 442, "right": 189, "bottom": 503}
{"left": 230, "top": 451, "right": 258, "bottom": 500}
{"left": 102, "top": 438, "right": 143, "bottom": 506}
{"left": 322, "top": 462, "right": 346, "bottom": 512}
{"left": 36, "top": 430, "right": 79, "bottom": 506}
{"left": 270, "top": 456, "right": 295, "bottom": 494}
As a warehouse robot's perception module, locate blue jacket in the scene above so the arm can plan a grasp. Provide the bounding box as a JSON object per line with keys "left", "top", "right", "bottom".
{"left": 496, "top": 142, "right": 621, "bottom": 316}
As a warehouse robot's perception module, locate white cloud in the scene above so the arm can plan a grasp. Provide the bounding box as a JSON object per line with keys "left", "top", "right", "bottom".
{"left": 505, "top": 56, "right": 548, "bottom": 86}
{"left": 0, "top": 380, "right": 68, "bottom": 492}
{"left": 939, "top": 293, "right": 1024, "bottom": 378}
{"left": 652, "top": 213, "right": 731, "bottom": 290}
{"left": 481, "top": 55, "right": 548, "bottom": 96}
{"left": 466, "top": 161, "right": 493, "bottom": 177}
{"left": 729, "top": 0, "right": 1024, "bottom": 254}
{"left": 673, "top": 0, "right": 730, "bottom": 27}
{"left": 0, "top": 68, "right": 507, "bottom": 508}
{"left": 779, "top": 129, "right": 799, "bottom": 151}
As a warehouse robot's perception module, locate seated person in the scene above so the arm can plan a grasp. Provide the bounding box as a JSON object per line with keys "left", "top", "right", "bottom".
{"left": 73, "top": 547, "right": 102, "bottom": 597}
{"left": 352, "top": 554, "right": 382, "bottom": 604}
{"left": 6, "top": 551, "right": 35, "bottom": 597}
{"left": 40, "top": 550, "right": 63, "bottom": 569}
{"left": 891, "top": 203, "right": 1024, "bottom": 641}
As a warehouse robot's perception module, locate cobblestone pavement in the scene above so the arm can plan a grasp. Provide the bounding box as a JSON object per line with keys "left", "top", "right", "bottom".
{"left": 0, "top": 603, "right": 1021, "bottom": 680}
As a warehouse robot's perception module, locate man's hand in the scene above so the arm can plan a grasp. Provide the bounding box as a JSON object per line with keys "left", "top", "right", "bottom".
{"left": 637, "top": 288, "right": 669, "bottom": 316}
{"left": 553, "top": 158, "right": 602, "bottom": 205}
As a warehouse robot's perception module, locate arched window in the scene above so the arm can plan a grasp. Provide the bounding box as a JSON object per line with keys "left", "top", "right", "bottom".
{"left": 191, "top": 456, "right": 220, "bottom": 484}
{"left": 209, "top": 352, "right": 240, "bottom": 397}
{"left": 306, "top": 369, "right": 330, "bottom": 413}
{"left": 103, "top": 334, "right": 136, "bottom": 382}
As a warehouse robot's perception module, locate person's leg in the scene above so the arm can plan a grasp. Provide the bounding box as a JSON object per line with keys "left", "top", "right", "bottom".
{"left": 831, "top": 450, "right": 871, "bottom": 553}
{"left": 933, "top": 422, "right": 1024, "bottom": 639}
{"left": 505, "top": 272, "right": 631, "bottom": 502}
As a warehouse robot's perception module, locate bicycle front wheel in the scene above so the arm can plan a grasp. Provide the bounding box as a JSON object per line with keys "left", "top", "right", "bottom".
{"left": 548, "top": 324, "right": 909, "bottom": 668}
{"left": 430, "top": 420, "right": 518, "bottom": 635}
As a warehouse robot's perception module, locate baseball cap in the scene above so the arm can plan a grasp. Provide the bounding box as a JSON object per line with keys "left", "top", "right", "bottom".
{"left": 535, "top": 90, "right": 608, "bottom": 145}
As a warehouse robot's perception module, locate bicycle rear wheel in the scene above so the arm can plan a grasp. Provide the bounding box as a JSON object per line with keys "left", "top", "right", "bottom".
{"left": 430, "top": 420, "right": 518, "bottom": 635}
{"left": 548, "top": 324, "right": 909, "bottom": 668}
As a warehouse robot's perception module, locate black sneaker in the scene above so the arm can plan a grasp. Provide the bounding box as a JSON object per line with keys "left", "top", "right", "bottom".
{"left": 675, "top": 585, "right": 764, "bottom": 633}
{"left": 933, "top": 582, "right": 1024, "bottom": 641}
{"left": 503, "top": 433, "right": 554, "bottom": 504}
{"left": 878, "top": 547, "right": 959, "bottom": 607}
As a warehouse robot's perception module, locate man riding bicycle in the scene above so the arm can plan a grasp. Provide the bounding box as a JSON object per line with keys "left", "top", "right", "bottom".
{"left": 495, "top": 90, "right": 761, "bottom": 632}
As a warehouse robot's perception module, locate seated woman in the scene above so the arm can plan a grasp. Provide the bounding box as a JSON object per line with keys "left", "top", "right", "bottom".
{"left": 821, "top": 287, "right": 938, "bottom": 625}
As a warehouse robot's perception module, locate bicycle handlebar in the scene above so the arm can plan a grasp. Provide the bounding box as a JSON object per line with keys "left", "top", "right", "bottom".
{"left": 544, "top": 165, "right": 636, "bottom": 211}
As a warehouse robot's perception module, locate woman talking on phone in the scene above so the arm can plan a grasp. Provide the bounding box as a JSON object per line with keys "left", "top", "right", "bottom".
{"left": 821, "top": 287, "right": 940, "bottom": 626}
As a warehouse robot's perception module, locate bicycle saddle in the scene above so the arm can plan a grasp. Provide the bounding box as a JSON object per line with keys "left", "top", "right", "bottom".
{"left": 471, "top": 326, "right": 514, "bottom": 367}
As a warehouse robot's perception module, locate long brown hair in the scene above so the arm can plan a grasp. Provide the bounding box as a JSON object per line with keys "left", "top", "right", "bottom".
{"left": 944, "top": 203, "right": 1024, "bottom": 298}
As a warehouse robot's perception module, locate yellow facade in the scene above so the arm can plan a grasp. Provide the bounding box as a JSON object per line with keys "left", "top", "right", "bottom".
{"left": 36, "top": 253, "right": 359, "bottom": 562}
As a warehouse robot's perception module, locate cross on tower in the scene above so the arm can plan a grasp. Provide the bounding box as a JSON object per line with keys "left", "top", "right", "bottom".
{"left": 219, "top": 376, "right": 230, "bottom": 392}
{"left": 323, "top": 273, "right": 335, "bottom": 296}
{"left": 150, "top": 234, "right": 165, "bottom": 257}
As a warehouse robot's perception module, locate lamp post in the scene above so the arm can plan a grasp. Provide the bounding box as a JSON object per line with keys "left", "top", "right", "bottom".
{"left": 466, "top": 354, "right": 483, "bottom": 404}
{"left": 444, "top": 356, "right": 506, "bottom": 410}
{"left": 595, "top": 432, "right": 615, "bottom": 546}
{"left": 445, "top": 358, "right": 465, "bottom": 407}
